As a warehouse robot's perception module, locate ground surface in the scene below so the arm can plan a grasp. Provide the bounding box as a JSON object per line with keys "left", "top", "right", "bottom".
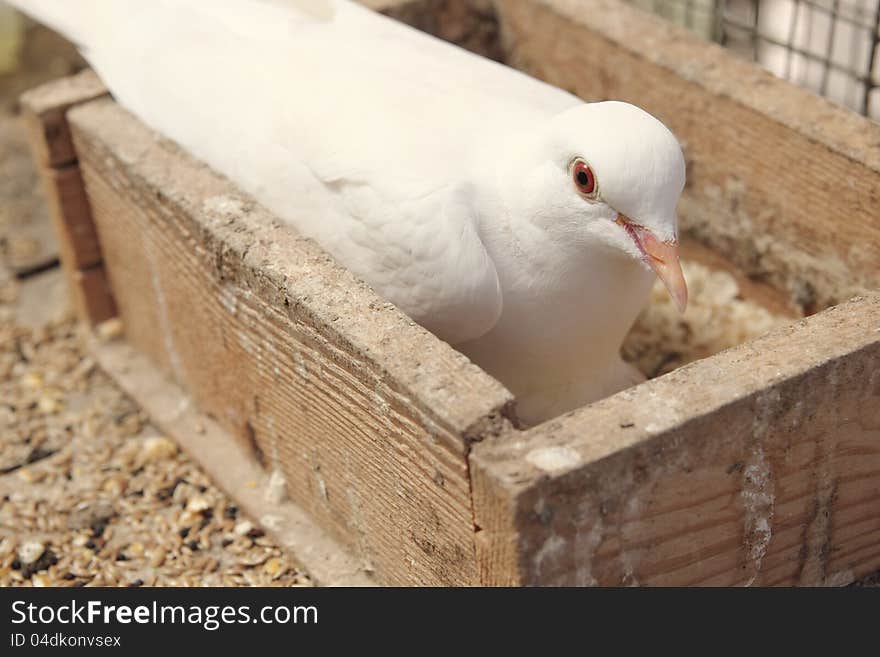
{"left": 0, "top": 152, "right": 312, "bottom": 587}
{"left": 0, "top": 271, "right": 311, "bottom": 586}
{"left": 0, "top": 22, "right": 311, "bottom": 587}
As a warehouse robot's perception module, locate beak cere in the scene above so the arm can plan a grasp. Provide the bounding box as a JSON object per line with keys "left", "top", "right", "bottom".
{"left": 616, "top": 214, "right": 688, "bottom": 313}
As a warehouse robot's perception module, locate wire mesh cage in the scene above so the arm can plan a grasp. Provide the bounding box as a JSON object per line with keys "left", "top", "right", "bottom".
{"left": 628, "top": 0, "right": 880, "bottom": 119}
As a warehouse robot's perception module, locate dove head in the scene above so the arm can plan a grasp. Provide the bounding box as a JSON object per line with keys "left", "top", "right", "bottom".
{"left": 498, "top": 101, "right": 688, "bottom": 312}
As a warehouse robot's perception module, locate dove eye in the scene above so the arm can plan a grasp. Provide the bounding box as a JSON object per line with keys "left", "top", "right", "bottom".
{"left": 570, "top": 158, "right": 598, "bottom": 199}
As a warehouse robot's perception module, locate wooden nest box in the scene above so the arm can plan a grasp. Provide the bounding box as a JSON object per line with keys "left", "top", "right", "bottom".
{"left": 20, "top": 0, "right": 880, "bottom": 586}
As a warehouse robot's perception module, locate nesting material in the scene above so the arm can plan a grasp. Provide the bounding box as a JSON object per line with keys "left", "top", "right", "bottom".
{"left": 624, "top": 259, "right": 793, "bottom": 378}
{"left": 0, "top": 277, "right": 312, "bottom": 587}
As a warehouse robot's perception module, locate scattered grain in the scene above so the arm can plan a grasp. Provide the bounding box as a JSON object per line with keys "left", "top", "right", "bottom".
{"left": 233, "top": 521, "right": 254, "bottom": 537}
{"left": 19, "top": 540, "right": 45, "bottom": 565}
{"left": 96, "top": 318, "right": 123, "bottom": 342}
{"left": 0, "top": 288, "right": 312, "bottom": 587}
{"left": 138, "top": 436, "right": 177, "bottom": 464}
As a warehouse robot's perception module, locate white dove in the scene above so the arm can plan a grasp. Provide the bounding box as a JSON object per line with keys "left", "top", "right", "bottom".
{"left": 12, "top": 0, "right": 688, "bottom": 424}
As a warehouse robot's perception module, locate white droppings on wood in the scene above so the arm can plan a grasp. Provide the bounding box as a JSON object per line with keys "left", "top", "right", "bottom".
{"left": 740, "top": 443, "right": 775, "bottom": 586}
{"left": 260, "top": 514, "right": 283, "bottom": 531}
{"left": 293, "top": 351, "right": 308, "bottom": 379}
{"left": 264, "top": 469, "right": 288, "bottom": 505}
{"left": 238, "top": 329, "right": 259, "bottom": 356}
{"left": 265, "top": 412, "right": 281, "bottom": 470}
{"left": 798, "top": 433, "right": 836, "bottom": 585}
{"left": 372, "top": 391, "right": 390, "bottom": 418}
{"left": 740, "top": 388, "right": 784, "bottom": 585}
{"left": 157, "top": 396, "right": 190, "bottom": 424}
{"left": 618, "top": 473, "right": 647, "bottom": 586}
{"left": 525, "top": 446, "right": 582, "bottom": 473}
{"left": 638, "top": 391, "right": 684, "bottom": 435}
{"left": 144, "top": 240, "right": 185, "bottom": 386}
{"left": 203, "top": 195, "right": 245, "bottom": 218}
{"left": 572, "top": 506, "right": 604, "bottom": 587}
{"left": 532, "top": 534, "right": 567, "bottom": 580}
{"left": 825, "top": 569, "right": 855, "bottom": 587}
{"left": 219, "top": 283, "right": 238, "bottom": 315}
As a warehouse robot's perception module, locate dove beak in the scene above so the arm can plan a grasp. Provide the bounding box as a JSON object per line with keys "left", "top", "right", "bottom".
{"left": 616, "top": 214, "right": 688, "bottom": 313}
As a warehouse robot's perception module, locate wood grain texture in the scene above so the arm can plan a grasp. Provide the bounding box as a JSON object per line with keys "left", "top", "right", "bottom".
{"left": 69, "top": 98, "right": 514, "bottom": 586}
{"left": 20, "top": 69, "right": 108, "bottom": 168}
{"left": 472, "top": 294, "right": 880, "bottom": 586}
{"left": 70, "top": 265, "right": 116, "bottom": 325}
{"left": 40, "top": 165, "right": 102, "bottom": 270}
{"left": 90, "top": 336, "right": 374, "bottom": 586}
{"left": 494, "top": 0, "right": 880, "bottom": 314}
{"left": 20, "top": 71, "right": 114, "bottom": 325}
{"left": 375, "top": 0, "right": 503, "bottom": 61}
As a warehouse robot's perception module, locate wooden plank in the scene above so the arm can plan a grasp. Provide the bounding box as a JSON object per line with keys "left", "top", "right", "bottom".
{"left": 69, "top": 97, "right": 514, "bottom": 586}
{"left": 494, "top": 0, "right": 880, "bottom": 314}
{"left": 472, "top": 294, "right": 880, "bottom": 586}
{"left": 90, "top": 335, "right": 374, "bottom": 586}
{"left": 70, "top": 264, "right": 116, "bottom": 325}
{"left": 373, "top": 0, "right": 503, "bottom": 61}
{"left": 20, "top": 69, "right": 108, "bottom": 168}
{"left": 20, "top": 71, "right": 114, "bottom": 325}
{"left": 40, "top": 164, "right": 102, "bottom": 270}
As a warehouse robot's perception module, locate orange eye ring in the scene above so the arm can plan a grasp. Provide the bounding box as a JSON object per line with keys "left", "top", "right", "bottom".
{"left": 570, "top": 158, "right": 598, "bottom": 199}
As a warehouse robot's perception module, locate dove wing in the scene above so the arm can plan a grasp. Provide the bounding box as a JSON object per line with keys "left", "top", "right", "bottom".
{"left": 298, "top": 170, "right": 504, "bottom": 345}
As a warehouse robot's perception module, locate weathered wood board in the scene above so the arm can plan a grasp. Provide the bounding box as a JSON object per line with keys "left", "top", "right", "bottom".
{"left": 20, "top": 69, "right": 107, "bottom": 169}
{"left": 20, "top": 0, "right": 880, "bottom": 586}
{"left": 19, "top": 69, "right": 115, "bottom": 324}
{"left": 90, "top": 336, "right": 374, "bottom": 586}
{"left": 472, "top": 295, "right": 880, "bottom": 586}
